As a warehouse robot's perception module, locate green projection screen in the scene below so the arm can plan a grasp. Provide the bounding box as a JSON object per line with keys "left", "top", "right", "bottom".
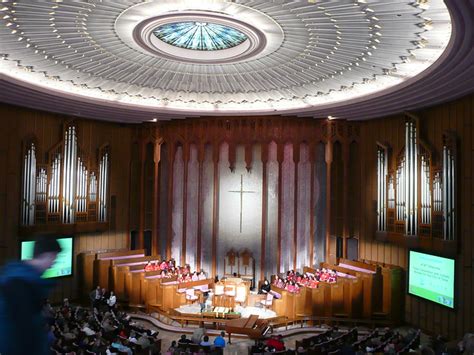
{"left": 408, "top": 250, "right": 455, "bottom": 309}
{"left": 20, "top": 237, "right": 73, "bottom": 278}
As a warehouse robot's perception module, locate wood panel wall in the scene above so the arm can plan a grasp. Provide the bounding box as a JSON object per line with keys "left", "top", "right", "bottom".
{"left": 358, "top": 93, "right": 474, "bottom": 339}
{"left": 0, "top": 103, "right": 133, "bottom": 302}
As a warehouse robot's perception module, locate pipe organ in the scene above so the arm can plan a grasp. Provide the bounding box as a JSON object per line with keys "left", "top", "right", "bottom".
{"left": 20, "top": 123, "right": 110, "bottom": 228}
{"left": 376, "top": 116, "right": 457, "bottom": 240}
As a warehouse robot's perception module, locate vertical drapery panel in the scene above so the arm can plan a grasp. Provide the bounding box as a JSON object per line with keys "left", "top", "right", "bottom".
{"left": 158, "top": 143, "right": 169, "bottom": 260}
{"left": 200, "top": 144, "right": 214, "bottom": 274}
{"left": 296, "top": 143, "right": 311, "bottom": 270}
{"left": 280, "top": 143, "right": 295, "bottom": 273}
{"left": 185, "top": 144, "right": 199, "bottom": 269}
{"left": 265, "top": 141, "right": 279, "bottom": 278}
{"left": 251, "top": 144, "right": 263, "bottom": 283}
{"left": 171, "top": 145, "right": 184, "bottom": 262}
{"left": 313, "top": 142, "right": 326, "bottom": 266}
{"left": 216, "top": 142, "right": 229, "bottom": 277}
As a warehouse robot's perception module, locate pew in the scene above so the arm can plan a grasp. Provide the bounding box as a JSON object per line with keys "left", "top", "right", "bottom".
{"left": 360, "top": 259, "right": 404, "bottom": 323}
{"left": 77, "top": 249, "right": 140, "bottom": 297}
{"left": 305, "top": 265, "right": 364, "bottom": 319}
{"left": 109, "top": 255, "right": 161, "bottom": 300}
{"left": 271, "top": 285, "right": 296, "bottom": 319}
{"left": 93, "top": 249, "right": 146, "bottom": 290}
{"left": 337, "top": 258, "right": 383, "bottom": 318}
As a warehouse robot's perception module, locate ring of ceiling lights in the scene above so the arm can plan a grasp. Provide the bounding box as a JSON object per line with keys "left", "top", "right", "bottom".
{"left": 129, "top": 12, "right": 271, "bottom": 64}
{"left": 0, "top": 0, "right": 453, "bottom": 117}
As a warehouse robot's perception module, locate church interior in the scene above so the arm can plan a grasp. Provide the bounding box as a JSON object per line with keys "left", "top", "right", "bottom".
{"left": 1, "top": 0, "right": 473, "bottom": 354}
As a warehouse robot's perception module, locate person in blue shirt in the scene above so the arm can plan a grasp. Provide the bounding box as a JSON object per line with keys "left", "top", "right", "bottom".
{"left": 0, "top": 236, "right": 61, "bottom": 355}
{"left": 214, "top": 331, "right": 226, "bottom": 348}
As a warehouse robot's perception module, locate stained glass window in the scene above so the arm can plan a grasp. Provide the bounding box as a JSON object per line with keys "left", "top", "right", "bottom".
{"left": 153, "top": 22, "right": 248, "bottom": 51}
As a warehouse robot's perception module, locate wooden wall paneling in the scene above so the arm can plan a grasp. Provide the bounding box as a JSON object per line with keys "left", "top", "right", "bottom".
{"left": 343, "top": 138, "right": 349, "bottom": 258}
{"left": 293, "top": 142, "right": 300, "bottom": 270}
{"left": 309, "top": 142, "right": 316, "bottom": 266}
{"left": 196, "top": 143, "right": 204, "bottom": 271}
{"left": 182, "top": 142, "right": 189, "bottom": 267}
{"left": 277, "top": 143, "right": 284, "bottom": 272}
{"left": 211, "top": 142, "right": 219, "bottom": 277}
{"left": 138, "top": 141, "right": 146, "bottom": 249}
{"left": 166, "top": 143, "right": 176, "bottom": 260}
{"left": 260, "top": 143, "right": 268, "bottom": 280}
{"left": 152, "top": 141, "right": 161, "bottom": 256}
{"left": 325, "top": 136, "right": 333, "bottom": 263}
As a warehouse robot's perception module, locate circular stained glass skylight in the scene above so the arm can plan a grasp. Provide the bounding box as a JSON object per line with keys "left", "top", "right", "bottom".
{"left": 153, "top": 22, "right": 248, "bottom": 51}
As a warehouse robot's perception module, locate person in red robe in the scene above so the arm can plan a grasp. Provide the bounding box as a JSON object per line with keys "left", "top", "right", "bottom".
{"left": 144, "top": 262, "right": 153, "bottom": 272}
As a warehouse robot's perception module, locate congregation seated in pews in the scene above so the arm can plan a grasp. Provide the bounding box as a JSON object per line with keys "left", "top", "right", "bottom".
{"left": 45, "top": 298, "right": 161, "bottom": 354}
{"left": 293, "top": 326, "right": 421, "bottom": 354}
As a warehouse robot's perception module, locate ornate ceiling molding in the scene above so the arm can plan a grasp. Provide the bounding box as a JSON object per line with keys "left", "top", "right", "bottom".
{"left": 0, "top": 0, "right": 468, "bottom": 122}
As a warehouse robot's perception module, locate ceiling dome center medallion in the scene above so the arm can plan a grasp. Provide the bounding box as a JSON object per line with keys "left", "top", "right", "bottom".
{"left": 153, "top": 21, "right": 248, "bottom": 51}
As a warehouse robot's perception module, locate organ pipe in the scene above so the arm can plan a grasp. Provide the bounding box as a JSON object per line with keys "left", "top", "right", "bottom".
{"left": 62, "top": 126, "right": 78, "bottom": 223}
{"left": 377, "top": 147, "right": 387, "bottom": 231}
{"left": 89, "top": 172, "right": 97, "bottom": 202}
{"left": 98, "top": 151, "right": 109, "bottom": 222}
{"left": 405, "top": 120, "right": 417, "bottom": 235}
{"left": 21, "top": 143, "right": 36, "bottom": 226}
{"left": 36, "top": 168, "right": 47, "bottom": 203}
{"left": 443, "top": 145, "right": 456, "bottom": 240}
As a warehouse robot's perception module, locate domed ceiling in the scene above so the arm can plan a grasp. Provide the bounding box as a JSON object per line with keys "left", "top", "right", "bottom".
{"left": 0, "top": 0, "right": 471, "bottom": 122}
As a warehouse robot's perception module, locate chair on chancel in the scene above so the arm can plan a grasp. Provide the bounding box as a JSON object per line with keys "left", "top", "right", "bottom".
{"left": 185, "top": 288, "right": 199, "bottom": 304}
{"left": 235, "top": 284, "right": 247, "bottom": 306}
{"left": 260, "top": 293, "right": 274, "bottom": 310}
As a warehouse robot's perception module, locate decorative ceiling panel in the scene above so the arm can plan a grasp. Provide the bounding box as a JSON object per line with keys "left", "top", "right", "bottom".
{"left": 0, "top": 0, "right": 464, "bottom": 121}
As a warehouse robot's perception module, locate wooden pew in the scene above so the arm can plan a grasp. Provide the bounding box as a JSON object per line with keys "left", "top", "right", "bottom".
{"left": 93, "top": 249, "right": 146, "bottom": 290}
{"left": 270, "top": 285, "right": 296, "bottom": 319}
{"left": 109, "top": 255, "right": 161, "bottom": 300}
{"left": 360, "top": 259, "right": 404, "bottom": 323}
{"left": 337, "top": 258, "right": 383, "bottom": 318}
{"left": 77, "top": 248, "right": 132, "bottom": 298}
{"left": 304, "top": 265, "right": 361, "bottom": 318}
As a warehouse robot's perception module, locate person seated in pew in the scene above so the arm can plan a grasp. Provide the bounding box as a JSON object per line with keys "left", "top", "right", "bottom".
{"left": 152, "top": 260, "right": 160, "bottom": 271}
{"left": 178, "top": 334, "right": 192, "bottom": 345}
{"left": 265, "top": 335, "right": 285, "bottom": 351}
{"left": 144, "top": 262, "right": 154, "bottom": 272}
{"left": 259, "top": 278, "right": 271, "bottom": 294}
{"left": 308, "top": 275, "right": 319, "bottom": 288}
{"left": 213, "top": 331, "right": 226, "bottom": 349}
{"left": 168, "top": 258, "right": 176, "bottom": 269}
{"left": 198, "top": 270, "right": 206, "bottom": 280}
{"left": 200, "top": 335, "right": 212, "bottom": 347}
{"left": 191, "top": 271, "right": 199, "bottom": 281}
{"left": 159, "top": 260, "right": 168, "bottom": 271}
